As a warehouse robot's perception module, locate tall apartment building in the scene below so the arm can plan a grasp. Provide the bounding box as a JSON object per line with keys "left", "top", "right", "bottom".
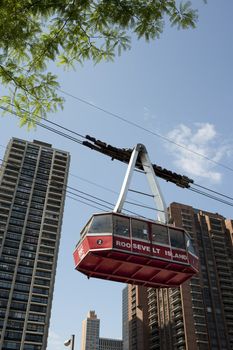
{"left": 81, "top": 310, "right": 123, "bottom": 350}
{"left": 125, "top": 202, "right": 233, "bottom": 350}
{"left": 127, "top": 285, "right": 149, "bottom": 350}
{"left": 0, "top": 138, "right": 70, "bottom": 350}
{"left": 81, "top": 311, "right": 100, "bottom": 350}
{"left": 122, "top": 286, "right": 129, "bottom": 350}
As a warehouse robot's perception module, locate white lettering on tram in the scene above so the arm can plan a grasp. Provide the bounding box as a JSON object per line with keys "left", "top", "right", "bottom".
{"left": 115, "top": 240, "right": 187, "bottom": 261}
{"left": 165, "top": 250, "right": 172, "bottom": 257}
{"left": 173, "top": 253, "right": 188, "bottom": 260}
{"left": 116, "top": 240, "right": 151, "bottom": 252}
{"left": 116, "top": 240, "right": 131, "bottom": 249}
{"left": 152, "top": 247, "right": 160, "bottom": 254}
{"left": 132, "top": 243, "right": 150, "bottom": 252}
{"left": 78, "top": 245, "right": 85, "bottom": 260}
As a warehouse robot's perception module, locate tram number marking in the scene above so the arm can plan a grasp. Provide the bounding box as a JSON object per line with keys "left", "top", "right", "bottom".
{"left": 97, "top": 239, "right": 103, "bottom": 245}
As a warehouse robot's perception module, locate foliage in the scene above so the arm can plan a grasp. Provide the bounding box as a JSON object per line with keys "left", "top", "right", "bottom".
{"left": 0, "top": 0, "right": 199, "bottom": 127}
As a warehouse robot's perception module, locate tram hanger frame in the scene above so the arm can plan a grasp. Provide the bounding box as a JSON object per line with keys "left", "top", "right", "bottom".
{"left": 113, "top": 143, "right": 168, "bottom": 224}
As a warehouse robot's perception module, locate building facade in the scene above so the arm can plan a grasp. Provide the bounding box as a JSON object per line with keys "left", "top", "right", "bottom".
{"left": 0, "top": 138, "right": 70, "bottom": 350}
{"left": 122, "top": 286, "right": 129, "bottom": 350}
{"left": 126, "top": 284, "right": 149, "bottom": 350}
{"left": 124, "top": 202, "right": 233, "bottom": 350}
{"left": 81, "top": 311, "right": 100, "bottom": 350}
{"left": 99, "top": 337, "right": 123, "bottom": 350}
{"left": 81, "top": 310, "right": 123, "bottom": 350}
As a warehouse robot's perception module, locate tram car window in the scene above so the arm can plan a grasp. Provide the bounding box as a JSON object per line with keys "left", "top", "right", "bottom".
{"left": 131, "top": 219, "right": 149, "bottom": 241}
{"left": 186, "top": 235, "right": 195, "bottom": 254}
{"left": 169, "top": 228, "right": 185, "bottom": 249}
{"left": 88, "top": 215, "right": 112, "bottom": 234}
{"left": 151, "top": 224, "right": 169, "bottom": 245}
{"left": 113, "top": 215, "right": 130, "bottom": 237}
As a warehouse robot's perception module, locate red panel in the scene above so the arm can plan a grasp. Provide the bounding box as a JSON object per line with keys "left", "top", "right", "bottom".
{"left": 73, "top": 237, "right": 90, "bottom": 266}
{"left": 74, "top": 236, "right": 198, "bottom": 287}
{"left": 150, "top": 270, "right": 176, "bottom": 283}
{"left": 168, "top": 272, "right": 193, "bottom": 285}
{"left": 123, "top": 254, "right": 151, "bottom": 265}
{"left": 188, "top": 252, "right": 199, "bottom": 271}
{"left": 87, "top": 235, "right": 112, "bottom": 250}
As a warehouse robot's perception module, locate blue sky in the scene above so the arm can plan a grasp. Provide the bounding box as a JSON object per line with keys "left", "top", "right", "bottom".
{"left": 1, "top": 0, "right": 233, "bottom": 349}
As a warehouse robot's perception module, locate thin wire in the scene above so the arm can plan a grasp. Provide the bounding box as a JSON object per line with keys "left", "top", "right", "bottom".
{"left": 0, "top": 158, "right": 106, "bottom": 215}
{"left": 1, "top": 106, "right": 233, "bottom": 210}
{"left": 1, "top": 21, "right": 232, "bottom": 175}
{"left": 0, "top": 155, "right": 111, "bottom": 213}
{"left": 0, "top": 105, "right": 83, "bottom": 146}
{"left": 192, "top": 182, "right": 233, "bottom": 202}
{"left": 0, "top": 106, "right": 166, "bottom": 212}
{"left": 36, "top": 121, "right": 83, "bottom": 145}
{"left": 129, "top": 189, "right": 154, "bottom": 197}
{"left": 66, "top": 195, "right": 107, "bottom": 212}
{"left": 67, "top": 190, "right": 150, "bottom": 219}
{"left": 0, "top": 102, "right": 86, "bottom": 141}
{"left": 70, "top": 174, "right": 118, "bottom": 195}
{"left": 188, "top": 187, "right": 233, "bottom": 208}
{"left": 0, "top": 143, "right": 150, "bottom": 208}
{"left": 58, "top": 88, "right": 233, "bottom": 173}
{"left": 2, "top": 94, "right": 233, "bottom": 174}
{"left": 124, "top": 200, "right": 164, "bottom": 213}
{"left": 67, "top": 186, "right": 115, "bottom": 207}
{"left": 66, "top": 190, "right": 113, "bottom": 211}
{"left": 37, "top": 117, "right": 86, "bottom": 140}
{"left": 0, "top": 157, "right": 154, "bottom": 218}
{"left": 67, "top": 185, "right": 162, "bottom": 213}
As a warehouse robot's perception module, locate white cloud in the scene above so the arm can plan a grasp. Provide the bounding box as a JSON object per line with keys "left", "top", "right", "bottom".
{"left": 192, "top": 123, "right": 216, "bottom": 144}
{"left": 166, "top": 123, "right": 231, "bottom": 184}
{"left": 47, "top": 330, "right": 65, "bottom": 350}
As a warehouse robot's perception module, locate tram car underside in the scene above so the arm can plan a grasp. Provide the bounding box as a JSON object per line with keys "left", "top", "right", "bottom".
{"left": 73, "top": 213, "right": 198, "bottom": 288}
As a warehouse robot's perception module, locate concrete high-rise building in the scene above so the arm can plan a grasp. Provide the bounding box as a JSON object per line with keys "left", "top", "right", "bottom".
{"left": 0, "top": 138, "right": 70, "bottom": 350}
{"left": 81, "top": 310, "right": 100, "bottom": 350}
{"left": 122, "top": 286, "right": 129, "bottom": 350}
{"left": 125, "top": 202, "right": 233, "bottom": 350}
{"left": 126, "top": 284, "right": 149, "bottom": 350}
{"left": 81, "top": 310, "right": 123, "bottom": 350}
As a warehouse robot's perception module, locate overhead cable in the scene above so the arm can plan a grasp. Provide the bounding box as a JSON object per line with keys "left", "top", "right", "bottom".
{"left": 192, "top": 182, "right": 233, "bottom": 202}
{"left": 188, "top": 188, "right": 233, "bottom": 208}
{"left": 58, "top": 88, "right": 233, "bottom": 173}
{"left": 2, "top": 94, "right": 233, "bottom": 174}
{"left": 1, "top": 105, "right": 233, "bottom": 209}
{"left": 0, "top": 157, "right": 154, "bottom": 219}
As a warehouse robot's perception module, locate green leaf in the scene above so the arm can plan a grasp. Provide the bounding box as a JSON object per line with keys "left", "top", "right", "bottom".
{"left": 0, "top": 0, "right": 200, "bottom": 128}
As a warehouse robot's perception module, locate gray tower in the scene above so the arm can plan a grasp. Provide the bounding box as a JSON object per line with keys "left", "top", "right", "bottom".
{"left": 0, "top": 138, "right": 70, "bottom": 350}
{"left": 81, "top": 310, "right": 100, "bottom": 350}
{"left": 122, "top": 286, "right": 129, "bottom": 350}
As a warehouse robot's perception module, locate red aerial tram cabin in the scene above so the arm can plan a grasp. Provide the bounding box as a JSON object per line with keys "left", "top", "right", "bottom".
{"left": 73, "top": 212, "right": 198, "bottom": 288}
{"left": 73, "top": 143, "right": 199, "bottom": 288}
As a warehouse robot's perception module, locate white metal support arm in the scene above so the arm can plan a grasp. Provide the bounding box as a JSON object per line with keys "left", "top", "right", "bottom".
{"left": 113, "top": 144, "right": 168, "bottom": 224}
